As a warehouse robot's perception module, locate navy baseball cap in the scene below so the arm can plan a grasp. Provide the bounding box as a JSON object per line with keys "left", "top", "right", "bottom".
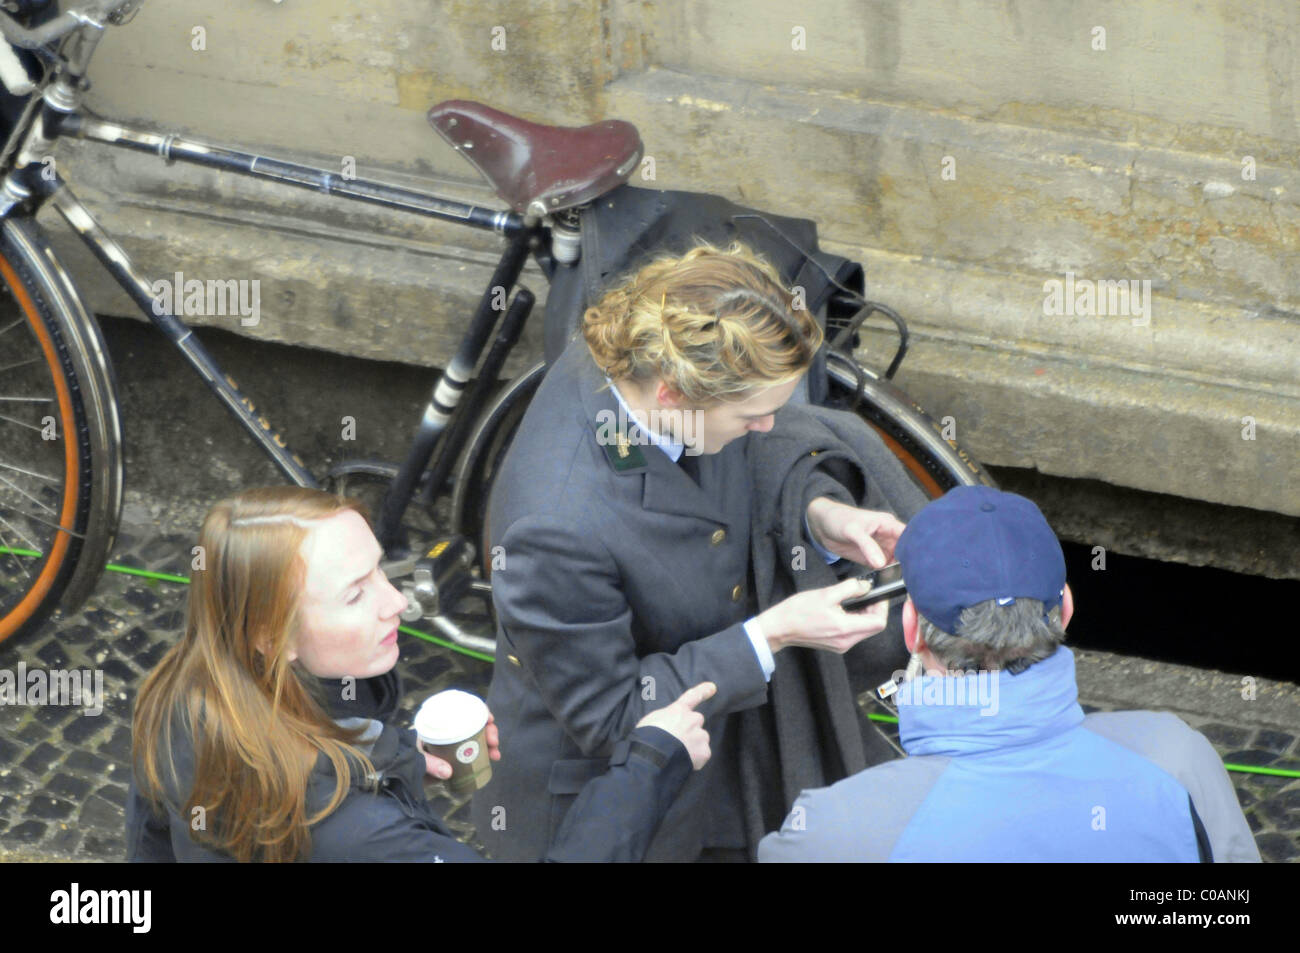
{"left": 895, "top": 486, "right": 1066, "bottom": 635}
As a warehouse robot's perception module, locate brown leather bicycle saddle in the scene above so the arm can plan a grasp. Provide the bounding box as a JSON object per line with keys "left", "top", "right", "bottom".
{"left": 428, "top": 100, "right": 642, "bottom": 215}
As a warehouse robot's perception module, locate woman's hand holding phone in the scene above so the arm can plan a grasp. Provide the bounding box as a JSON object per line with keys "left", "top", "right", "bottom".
{"left": 752, "top": 577, "right": 890, "bottom": 656}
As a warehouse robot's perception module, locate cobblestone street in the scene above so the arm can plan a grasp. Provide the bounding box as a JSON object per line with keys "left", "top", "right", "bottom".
{"left": 1, "top": 507, "right": 1296, "bottom": 862}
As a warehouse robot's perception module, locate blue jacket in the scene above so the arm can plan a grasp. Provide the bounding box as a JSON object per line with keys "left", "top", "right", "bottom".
{"left": 758, "top": 647, "right": 1260, "bottom": 862}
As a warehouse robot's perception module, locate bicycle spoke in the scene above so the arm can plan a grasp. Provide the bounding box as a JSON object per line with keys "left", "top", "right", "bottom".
{"left": 0, "top": 471, "right": 55, "bottom": 515}
{"left": 0, "top": 317, "right": 24, "bottom": 338}
{"left": 0, "top": 515, "right": 36, "bottom": 583}
{"left": 0, "top": 395, "right": 53, "bottom": 402}
{"left": 0, "top": 357, "right": 40, "bottom": 374}
{"left": 0, "top": 460, "right": 58, "bottom": 486}
{"left": 0, "top": 411, "right": 45, "bottom": 432}
{"left": 0, "top": 504, "right": 81, "bottom": 540}
{"left": 0, "top": 510, "right": 41, "bottom": 549}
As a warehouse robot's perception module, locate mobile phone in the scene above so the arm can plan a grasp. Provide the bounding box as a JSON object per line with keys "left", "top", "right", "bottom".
{"left": 840, "top": 563, "right": 906, "bottom": 611}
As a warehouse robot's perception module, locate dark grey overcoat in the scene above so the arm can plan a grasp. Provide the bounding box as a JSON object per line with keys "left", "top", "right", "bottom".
{"left": 471, "top": 338, "right": 923, "bottom": 861}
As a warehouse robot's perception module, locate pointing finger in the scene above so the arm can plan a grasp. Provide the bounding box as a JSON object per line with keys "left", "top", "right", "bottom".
{"left": 674, "top": 681, "right": 717, "bottom": 711}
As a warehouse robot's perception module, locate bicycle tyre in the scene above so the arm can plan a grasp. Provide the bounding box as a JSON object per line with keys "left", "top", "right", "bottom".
{"left": 449, "top": 360, "right": 546, "bottom": 574}
{"left": 0, "top": 216, "right": 122, "bottom": 648}
{"left": 451, "top": 352, "right": 995, "bottom": 569}
{"left": 825, "top": 350, "right": 996, "bottom": 496}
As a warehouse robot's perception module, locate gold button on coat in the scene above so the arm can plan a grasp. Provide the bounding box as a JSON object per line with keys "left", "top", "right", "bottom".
{"left": 508, "top": 654, "right": 521, "bottom": 666}
{"left": 731, "top": 584, "right": 743, "bottom": 602}
{"left": 710, "top": 529, "right": 726, "bottom": 546}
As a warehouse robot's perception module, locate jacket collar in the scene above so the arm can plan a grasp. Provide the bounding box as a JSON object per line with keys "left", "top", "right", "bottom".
{"left": 573, "top": 342, "right": 729, "bottom": 525}
{"left": 307, "top": 669, "right": 411, "bottom": 805}
{"left": 898, "top": 646, "right": 1085, "bottom": 757}
{"left": 608, "top": 379, "right": 685, "bottom": 462}
{"left": 315, "top": 667, "right": 403, "bottom": 725}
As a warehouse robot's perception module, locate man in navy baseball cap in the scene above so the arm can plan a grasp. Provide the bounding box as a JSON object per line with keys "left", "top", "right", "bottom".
{"left": 759, "top": 485, "right": 1260, "bottom": 863}
{"left": 895, "top": 485, "right": 1067, "bottom": 664}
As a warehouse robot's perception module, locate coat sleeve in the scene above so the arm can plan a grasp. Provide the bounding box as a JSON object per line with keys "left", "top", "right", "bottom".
{"left": 125, "top": 780, "right": 178, "bottom": 863}
{"left": 757, "top": 788, "right": 855, "bottom": 863}
{"left": 803, "top": 469, "right": 857, "bottom": 512}
{"left": 544, "top": 725, "right": 694, "bottom": 862}
{"left": 1174, "top": 726, "right": 1261, "bottom": 863}
{"left": 309, "top": 795, "right": 485, "bottom": 863}
{"left": 493, "top": 512, "right": 770, "bottom": 757}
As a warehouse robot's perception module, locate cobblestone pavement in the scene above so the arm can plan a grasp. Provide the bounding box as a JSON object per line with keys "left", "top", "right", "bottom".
{"left": 1, "top": 516, "right": 1297, "bottom": 862}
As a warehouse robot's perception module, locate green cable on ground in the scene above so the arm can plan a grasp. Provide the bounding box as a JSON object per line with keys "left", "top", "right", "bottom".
{"left": 0, "top": 546, "right": 495, "bottom": 664}
{"left": 103, "top": 562, "right": 191, "bottom": 585}
{"left": 6, "top": 547, "right": 1300, "bottom": 779}
{"left": 1220, "top": 763, "right": 1300, "bottom": 778}
{"left": 398, "top": 623, "right": 496, "bottom": 664}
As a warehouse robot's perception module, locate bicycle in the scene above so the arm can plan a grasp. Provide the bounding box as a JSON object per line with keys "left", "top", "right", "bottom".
{"left": 0, "top": 0, "right": 995, "bottom": 650}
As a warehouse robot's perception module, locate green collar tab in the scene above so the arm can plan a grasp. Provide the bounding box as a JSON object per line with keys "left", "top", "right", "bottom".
{"left": 600, "top": 431, "right": 648, "bottom": 472}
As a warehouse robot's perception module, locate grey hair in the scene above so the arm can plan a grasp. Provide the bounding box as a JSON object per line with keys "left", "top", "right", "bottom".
{"left": 917, "top": 597, "right": 1066, "bottom": 674}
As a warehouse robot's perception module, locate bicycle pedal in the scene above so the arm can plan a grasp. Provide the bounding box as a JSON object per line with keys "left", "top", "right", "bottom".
{"left": 402, "top": 535, "right": 476, "bottom": 620}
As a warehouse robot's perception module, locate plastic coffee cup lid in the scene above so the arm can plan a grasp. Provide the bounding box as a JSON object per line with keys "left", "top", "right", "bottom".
{"left": 414, "top": 690, "right": 489, "bottom": 745}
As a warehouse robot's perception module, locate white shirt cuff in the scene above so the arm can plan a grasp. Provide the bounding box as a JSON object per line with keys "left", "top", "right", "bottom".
{"left": 743, "top": 618, "right": 775, "bottom": 681}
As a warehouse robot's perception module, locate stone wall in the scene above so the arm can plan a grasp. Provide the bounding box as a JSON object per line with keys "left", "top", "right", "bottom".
{"left": 39, "top": 0, "right": 1299, "bottom": 521}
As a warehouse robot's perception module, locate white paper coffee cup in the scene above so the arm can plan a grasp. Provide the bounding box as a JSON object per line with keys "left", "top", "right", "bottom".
{"left": 414, "top": 690, "right": 491, "bottom": 794}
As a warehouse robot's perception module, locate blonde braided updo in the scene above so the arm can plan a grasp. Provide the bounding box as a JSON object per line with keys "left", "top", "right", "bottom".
{"left": 582, "top": 241, "right": 823, "bottom": 404}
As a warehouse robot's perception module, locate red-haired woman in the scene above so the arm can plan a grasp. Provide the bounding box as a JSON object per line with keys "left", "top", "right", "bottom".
{"left": 128, "top": 486, "right": 713, "bottom": 862}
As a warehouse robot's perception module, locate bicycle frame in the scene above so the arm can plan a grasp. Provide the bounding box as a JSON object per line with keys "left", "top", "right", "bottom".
{"left": 0, "top": 4, "right": 929, "bottom": 573}
{"left": 0, "top": 55, "right": 551, "bottom": 554}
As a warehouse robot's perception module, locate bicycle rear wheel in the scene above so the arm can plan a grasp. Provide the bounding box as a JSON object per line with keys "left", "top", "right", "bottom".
{"left": 0, "top": 217, "right": 121, "bottom": 648}
{"left": 825, "top": 350, "right": 995, "bottom": 496}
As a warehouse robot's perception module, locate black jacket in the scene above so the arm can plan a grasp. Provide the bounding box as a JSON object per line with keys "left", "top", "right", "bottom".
{"left": 125, "top": 668, "right": 692, "bottom": 862}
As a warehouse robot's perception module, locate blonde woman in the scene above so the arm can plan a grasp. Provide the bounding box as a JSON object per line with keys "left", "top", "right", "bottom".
{"left": 127, "top": 486, "right": 714, "bottom": 862}
{"left": 475, "top": 241, "right": 907, "bottom": 862}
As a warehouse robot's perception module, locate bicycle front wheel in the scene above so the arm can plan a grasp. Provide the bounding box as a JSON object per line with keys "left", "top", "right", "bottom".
{"left": 0, "top": 217, "right": 122, "bottom": 648}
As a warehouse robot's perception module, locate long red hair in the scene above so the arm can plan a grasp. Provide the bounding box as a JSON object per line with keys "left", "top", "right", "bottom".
{"left": 133, "top": 486, "right": 379, "bottom": 862}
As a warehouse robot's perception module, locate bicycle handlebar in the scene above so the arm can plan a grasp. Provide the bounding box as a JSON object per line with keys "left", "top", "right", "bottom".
{"left": 0, "top": 0, "right": 141, "bottom": 50}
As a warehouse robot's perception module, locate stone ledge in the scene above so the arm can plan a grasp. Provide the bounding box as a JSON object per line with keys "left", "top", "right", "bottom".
{"left": 990, "top": 467, "right": 1300, "bottom": 581}
{"left": 1075, "top": 648, "right": 1300, "bottom": 735}
{"left": 37, "top": 184, "right": 548, "bottom": 381}
{"left": 831, "top": 245, "right": 1300, "bottom": 399}
{"left": 866, "top": 326, "right": 1297, "bottom": 517}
